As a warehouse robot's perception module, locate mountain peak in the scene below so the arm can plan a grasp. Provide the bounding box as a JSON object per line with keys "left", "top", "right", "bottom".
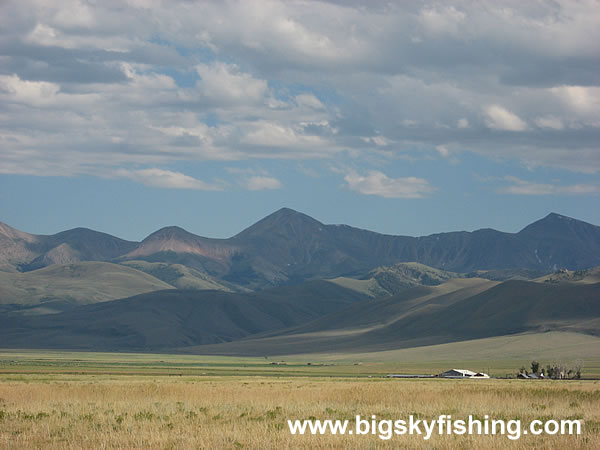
{"left": 519, "top": 212, "right": 596, "bottom": 236}
{"left": 270, "top": 207, "right": 323, "bottom": 223}
{"left": 126, "top": 226, "right": 216, "bottom": 259}
{"left": 545, "top": 212, "right": 573, "bottom": 221}
{"left": 233, "top": 207, "right": 323, "bottom": 240}
{"left": 142, "top": 226, "right": 200, "bottom": 243}
{"left": 274, "top": 207, "right": 296, "bottom": 214}
{"left": 49, "top": 227, "right": 137, "bottom": 248}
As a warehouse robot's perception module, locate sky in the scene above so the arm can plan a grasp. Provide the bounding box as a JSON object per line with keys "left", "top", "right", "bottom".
{"left": 1, "top": 0, "right": 599, "bottom": 241}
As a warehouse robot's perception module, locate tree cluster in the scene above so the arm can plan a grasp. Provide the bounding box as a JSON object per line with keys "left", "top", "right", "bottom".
{"left": 518, "top": 360, "right": 583, "bottom": 379}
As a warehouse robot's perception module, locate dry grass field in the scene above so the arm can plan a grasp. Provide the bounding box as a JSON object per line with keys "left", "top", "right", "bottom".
{"left": 0, "top": 371, "right": 598, "bottom": 449}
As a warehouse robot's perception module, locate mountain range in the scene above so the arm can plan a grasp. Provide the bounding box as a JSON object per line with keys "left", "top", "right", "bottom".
{"left": 1, "top": 208, "right": 599, "bottom": 355}
{"left": 2, "top": 209, "right": 600, "bottom": 289}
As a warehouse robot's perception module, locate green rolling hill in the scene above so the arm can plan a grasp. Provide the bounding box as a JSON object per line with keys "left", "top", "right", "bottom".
{"left": 120, "top": 260, "right": 244, "bottom": 292}
{"left": 534, "top": 266, "right": 600, "bottom": 284}
{"left": 0, "top": 261, "right": 173, "bottom": 314}
{"left": 329, "top": 262, "right": 459, "bottom": 297}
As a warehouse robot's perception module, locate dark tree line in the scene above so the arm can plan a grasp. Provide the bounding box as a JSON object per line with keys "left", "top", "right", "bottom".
{"left": 518, "top": 360, "right": 583, "bottom": 379}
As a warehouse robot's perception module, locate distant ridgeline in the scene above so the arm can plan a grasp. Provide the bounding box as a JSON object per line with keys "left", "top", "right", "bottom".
{"left": 1, "top": 209, "right": 599, "bottom": 289}
{"left": 1, "top": 210, "right": 599, "bottom": 354}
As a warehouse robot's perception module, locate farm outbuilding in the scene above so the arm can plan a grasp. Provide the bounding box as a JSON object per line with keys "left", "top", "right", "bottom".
{"left": 439, "top": 369, "right": 477, "bottom": 378}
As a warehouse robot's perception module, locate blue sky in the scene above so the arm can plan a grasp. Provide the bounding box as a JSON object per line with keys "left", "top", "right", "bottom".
{"left": 1, "top": 1, "right": 599, "bottom": 241}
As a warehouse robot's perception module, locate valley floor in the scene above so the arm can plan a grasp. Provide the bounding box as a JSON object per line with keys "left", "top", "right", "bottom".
{"left": 0, "top": 350, "right": 599, "bottom": 448}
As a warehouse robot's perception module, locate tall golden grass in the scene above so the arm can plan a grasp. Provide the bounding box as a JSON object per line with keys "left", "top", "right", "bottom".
{"left": 0, "top": 375, "right": 597, "bottom": 449}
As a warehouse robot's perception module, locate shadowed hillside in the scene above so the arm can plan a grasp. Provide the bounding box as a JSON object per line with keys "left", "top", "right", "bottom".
{"left": 0, "top": 281, "right": 367, "bottom": 350}
{"left": 186, "top": 279, "right": 600, "bottom": 356}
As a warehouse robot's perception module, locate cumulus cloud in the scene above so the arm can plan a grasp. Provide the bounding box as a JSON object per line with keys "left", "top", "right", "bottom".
{"left": 295, "top": 94, "right": 325, "bottom": 110}
{"left": 226, "top": 167, "right": 283, "bottom": 191}
{"left": 362, "top": 135, "right": 392, "bottom": 146}
{"left": 0, "top": 74, "right": 60, "bottom": 106}
{"left": 498, "top": 176, "right": 599, "bottom": 196}
{"left": 114, "top": 168, "right": 223, "bottom": 191}
{"left": 534, "top": 116, "right": 565, "bottom": 130}
{"left": 196, "top": 62, "right": 268, "bottom": 105}
{"left": 245, "top": 176, "right": 283, "bottom": 191}
{"left": 419, "top": 5, "right": 466, "bottom": 35}
{"left": 551, "top": 85, "right": 600, "bottom": 116}
{"left": 0, "top": 0, "right": 599, "bottom": 184}
{"left": 484, "top": 105, "right": 528, "bottom": 131}
{"left": 344, "top": 170, "right": 435, "bottom": 198}
{"left": 241, "top": 121, "right": 329, "bottom": 153}
{"left": 435, "top": 145, "right": 450, "bottom": 158}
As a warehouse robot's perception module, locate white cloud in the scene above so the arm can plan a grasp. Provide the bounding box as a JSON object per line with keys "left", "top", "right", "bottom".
{"left": 0, "top": 74, "right": 60, "bottom": 106}
{"left": 245, "top": 176, "right": 283, "bottom": 191}
{"left": 436, "top": 145, "right": 450, "bottom": 158}
{"left": 534, "top": 116, "right": 565, "bottom": 130}
{"left": 419, "top": 6, "right": 466, "bottom": 35}
{"left": 196, "top": 62, "right": 268, "bottom": 105}
{"left": 344, "top": 170, "right": 435, "bottom": 199}
{"left": 226, "top": 167, "right": 283, "bottom": 190}
{"left": 551, "top": 85, "right": 600, "bottom": 115}
{"left": 484, "top": 105, "right": 528, "bottom": 131}
{"left": 115, "top": 168, "right": 223, "bottom": 190}
{"left": 1, "top": 0, "right": 600, "bottom": 178}
{"left": 549, "top": 86, "right": 600, "bottom": 127}
{"left": 362, "top": 136, "right": 391, "bottom": 146}
{"left": 498, "top": 176, "right": 599, "bottom": 196}
{"left": 52, "top": 0, "right": 95, "bottom": 29}
{"left": 241, "top": 121, "right": 327, "bottom": 151}
{"left": 295, "top": 94, "right": 324, "bottom": 110}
